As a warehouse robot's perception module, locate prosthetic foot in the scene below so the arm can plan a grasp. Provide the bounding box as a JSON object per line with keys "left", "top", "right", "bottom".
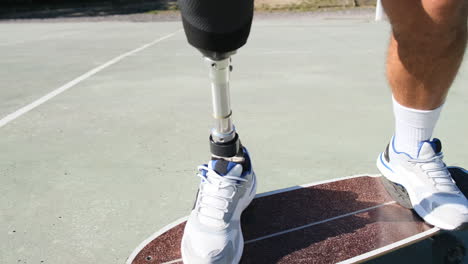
{"left": 177, "top": 0, "right": 256, "bottom": 263}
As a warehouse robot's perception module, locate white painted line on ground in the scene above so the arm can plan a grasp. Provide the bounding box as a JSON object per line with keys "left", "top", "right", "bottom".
{"left": 0, "top": 29, "right": 180, "bottom": 129}
{"left": 244, "top": 201, "right": 397, "bottom": 244}
{"left": 125, "top": 216, "right": 188, "bottom": 264}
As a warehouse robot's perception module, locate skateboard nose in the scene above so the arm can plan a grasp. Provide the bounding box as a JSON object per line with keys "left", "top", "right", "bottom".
{"left": 430, "top": 201, "right": 468, "bottom": 230}
{"left": 183, "top": 235, "right": 235, "bottom": 263}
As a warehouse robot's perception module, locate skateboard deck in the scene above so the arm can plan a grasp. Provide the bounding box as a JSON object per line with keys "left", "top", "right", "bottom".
{"left": 126, "top": 167, "right": 468, "bottom": 264}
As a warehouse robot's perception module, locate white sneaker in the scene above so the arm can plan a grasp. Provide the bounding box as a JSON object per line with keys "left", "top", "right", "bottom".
{"left": 181, "top": 148, "right": 256, "bottom": 264}
{"left": 377, "top": 137, "right": 468, "bottom": 230}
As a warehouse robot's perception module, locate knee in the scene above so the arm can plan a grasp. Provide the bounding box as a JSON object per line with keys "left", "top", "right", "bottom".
{"left": 423, "top": 0, "right": 467, "bottom": 27}
{"left": 424, "top": 0, "right": 466, "bottom": 18}
{"left": 391, "top": 0, "right": 467, "bottom": 49}
{"left": 386, "top": 0, "right": 467, "bottom": 31}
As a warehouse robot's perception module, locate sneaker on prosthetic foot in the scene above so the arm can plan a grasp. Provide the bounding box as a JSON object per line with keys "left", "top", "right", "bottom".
{"left": 377, "top": 137, "right": 468, "bottom": 230}
{"left": 181, "top": 147, "right": 257, "bottom": 264}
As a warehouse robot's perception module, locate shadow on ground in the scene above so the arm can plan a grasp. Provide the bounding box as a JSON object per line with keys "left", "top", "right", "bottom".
{"left": 0, "top": 0, "right": 178, "bottom": 20}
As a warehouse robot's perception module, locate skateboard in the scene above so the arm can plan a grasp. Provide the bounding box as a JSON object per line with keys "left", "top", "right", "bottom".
{"left": 126, "top": 167, "right": 468, "bottom": 264}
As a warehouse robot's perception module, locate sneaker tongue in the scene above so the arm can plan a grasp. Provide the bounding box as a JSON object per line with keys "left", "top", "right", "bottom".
{"left": 198, "top": 162, "right": 243, "bottom": 227}
{"left": 209, "top": 160, "right": 243, "bottom": 177}
{"left": 416, "top": 139, "right": 457, "bottom": 192}
{"left": 418, "top": 139, "right": 442, "bottom": 159}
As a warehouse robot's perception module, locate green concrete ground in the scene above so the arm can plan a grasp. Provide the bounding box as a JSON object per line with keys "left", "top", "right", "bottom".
{"left": 1, "top": 12, "right": 468, "bottom": 264}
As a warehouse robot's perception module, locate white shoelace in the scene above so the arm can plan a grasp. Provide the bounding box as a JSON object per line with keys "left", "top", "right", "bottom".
{"left": 196, "top": 165, "right": 247, "bottom": 224}
{"left": 410, "top": 153, "right": 458, "bottom": 193}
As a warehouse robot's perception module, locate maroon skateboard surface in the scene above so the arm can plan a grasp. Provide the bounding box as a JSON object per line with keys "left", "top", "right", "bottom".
{"left": 126, "top": 168, "right": 468, "bottom": 264}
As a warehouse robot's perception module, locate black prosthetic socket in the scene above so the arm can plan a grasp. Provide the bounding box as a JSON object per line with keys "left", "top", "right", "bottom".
{"left": 178, "top": 0, "right": 254, "bottom": 54}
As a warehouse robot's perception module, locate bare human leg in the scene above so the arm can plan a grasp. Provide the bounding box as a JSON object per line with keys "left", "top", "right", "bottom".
{"left": 383, "top": 0, "right": 467, "bottom": 109}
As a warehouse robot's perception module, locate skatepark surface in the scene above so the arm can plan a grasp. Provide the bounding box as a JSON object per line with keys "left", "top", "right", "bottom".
{"left": 1, "top": 9, "right": 468, "bottom": 264}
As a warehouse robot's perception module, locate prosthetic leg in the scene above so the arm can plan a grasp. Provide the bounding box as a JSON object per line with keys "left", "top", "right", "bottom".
{"left": 178, "top": 0, "right": 256, "bottom": 263}
{"left": 178, "top": 0, "right": 254, "bottom": 159}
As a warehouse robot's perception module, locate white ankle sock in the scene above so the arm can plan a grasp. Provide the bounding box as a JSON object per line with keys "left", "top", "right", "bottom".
{"left": 392, "top": 96, "right": 443, "bottom": 158}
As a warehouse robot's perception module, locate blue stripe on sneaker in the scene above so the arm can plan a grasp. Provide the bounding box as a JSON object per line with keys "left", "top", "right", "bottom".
{"left": 391, "top": 136, "right": 414, "bottom": 159}
{"left": 380, "top": 153, "right": 394, "bottom": 173}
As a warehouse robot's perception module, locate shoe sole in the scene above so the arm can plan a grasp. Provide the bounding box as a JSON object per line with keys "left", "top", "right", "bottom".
{"left": 379, "top": 176, "right": 412, "bottom": 209}
{"left": 377, "top": 153, "right": 458, "bottom": 230}
{"left": 181, "top": 171, "right": 257, "bottom": 264}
